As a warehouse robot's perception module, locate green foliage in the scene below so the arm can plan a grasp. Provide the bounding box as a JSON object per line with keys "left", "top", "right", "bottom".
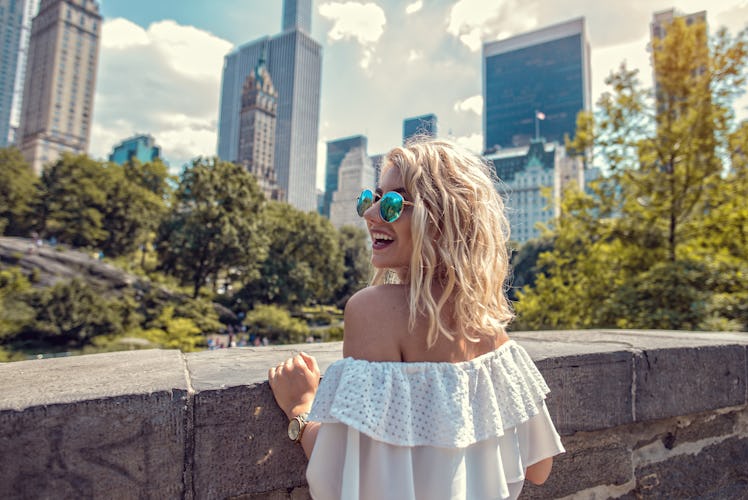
{"left": 100, "top": 162, "right": 170, "bottom": 257}
{"left": 37, "top": 154, "right": 109, "bottom": 248}
{"left": 133, "top": 306, "right": 204, "bottom": 352}
{"left": 0, "top": 147, "right": 38, "bottom": 236}
{"left": 515, "top": 21, "right": 748, "bottom": 332}
{"left": 237, "top": 202, "right": 344, "bottom": 308}
{"left": 0, "top": 267, "right": 34, "bottom": 339}
{"left": 299, "top": 305, "right": 343, "bottom": 326}
{"left": 18, "top": 279, "right": 130, "bottom": 348}
{"left": 508, "top": 237, "right": 554, "bottom": 302}
{"left": 318, "top": 324, "right": 344, "bottom": 342}
{"left": 334, "top": 225, "right": 372, "bottom": 307}
{"left": 136, "top": 286, "right": 223, "bottom": 335}
{"left": 243, "top": 304, "right": 310, "bottom": 344}
{"left": 126, "top": 159, "right": 174, "bottom": 201}
{"left": 157, "top": 157, "right": 267, "bottom": 298}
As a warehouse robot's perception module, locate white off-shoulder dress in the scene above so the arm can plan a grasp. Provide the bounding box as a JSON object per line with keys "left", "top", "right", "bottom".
{"left": 306, "top": 340, "right": 565, "bottom": 500}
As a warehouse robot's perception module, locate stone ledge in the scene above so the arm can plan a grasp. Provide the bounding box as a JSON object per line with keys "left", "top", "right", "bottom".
{"left": 0, "top": 330, "right": 746, "bottom": 499}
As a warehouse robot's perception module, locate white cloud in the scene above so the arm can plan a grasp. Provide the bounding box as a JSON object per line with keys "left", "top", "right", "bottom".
{"left": 101, "top": 18, "right": 149, "bottom": 49}
{"left": 408, "top": 50, "right": 422, "bottom": 62}
{"left": 446, "top": 0, "right": 538, "bottom": 52}
{"left": 89, "top": 18, "right": 233, "bottom": 171}
{"left": 147, "top": 20, "right": 233, "bottom": 79}
{"left": 319, "top": 2, "right": 387, "bottom": 69}
{"left": 405, "top": 1, "right": 423, "bottom": 15}
{"left": 453, "top": 133, "right": 483, "bottom": 154}
{"left": 447, "top": 0, "right": 501, "bottom": 36}
{"left": 454, "top": 95, "right": 483, "bottom": 116}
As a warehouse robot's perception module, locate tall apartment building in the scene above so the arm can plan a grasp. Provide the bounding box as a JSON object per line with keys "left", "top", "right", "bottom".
{"left": 402, "top": 114, "right": 437, "bottom": 144}
{"left": 650, "top": 9, "right": 708, "bottom": 109}
{"left": 0, "top": 0, "right": 38, "bottom": 146}
{"left": 18, "top": 0, "right": 101, "bottom": 174}
{"left": 109, "top": 134, "right": 161, "bottom": 165}
{"left": 483, "top": 18, "right": 591, "bottom": 152}
{"left": 329, "top": 147, "right": 376, "bottom": 230}
{"left": 238, "top": 48, "right": 282, "bottom": 201}
{"left": 323, "top": 135, "right": 368, "bottom": 217}
{"left": 217, "top": 0, "right": 321, "bottom": 212}
{"left": 486, "top": 139, "right": 584, "bottom": 243}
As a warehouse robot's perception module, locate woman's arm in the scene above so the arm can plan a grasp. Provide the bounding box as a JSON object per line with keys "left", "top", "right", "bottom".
{"left": 525, "top": 457, "right": 553, "bottom": 485}
{"left": 268, "top": 352, "right": 320, "bottom": 459}
{"left": 268, "top": 288, "right": 401, "bottom": 459}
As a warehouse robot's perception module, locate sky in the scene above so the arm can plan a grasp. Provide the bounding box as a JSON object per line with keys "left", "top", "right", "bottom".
{"left": 91, "top": 0, "right": 748, "bottom": 187}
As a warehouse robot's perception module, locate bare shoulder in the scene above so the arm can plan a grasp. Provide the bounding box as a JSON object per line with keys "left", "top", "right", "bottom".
{"left": 343, "top": 285, "right": 409, "bottom": 361}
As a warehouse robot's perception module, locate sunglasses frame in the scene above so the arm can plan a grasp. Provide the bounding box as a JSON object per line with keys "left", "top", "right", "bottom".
{"left": 356, "top": 189, "right": 413, "bottom": 223}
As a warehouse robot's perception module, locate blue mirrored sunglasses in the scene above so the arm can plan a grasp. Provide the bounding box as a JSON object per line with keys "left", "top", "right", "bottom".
{"left": 356, "top": 189, "right": 413, "bottom": 223}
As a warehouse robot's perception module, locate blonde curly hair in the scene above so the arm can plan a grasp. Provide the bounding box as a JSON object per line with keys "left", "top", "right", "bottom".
{"left": 371, "top": 137, "right": 514, "bottom": 348}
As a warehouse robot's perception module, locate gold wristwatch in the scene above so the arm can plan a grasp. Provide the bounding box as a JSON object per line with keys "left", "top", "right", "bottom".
{"left": 287, "top": 413, "right": 309, "bottom": 444}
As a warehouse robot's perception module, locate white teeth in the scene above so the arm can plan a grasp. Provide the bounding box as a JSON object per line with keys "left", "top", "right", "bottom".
{"left": 371, "top": 232, "right": 393, "bottom": 241}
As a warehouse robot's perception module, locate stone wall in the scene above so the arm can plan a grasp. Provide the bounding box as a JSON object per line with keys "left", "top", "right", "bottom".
{"left": 1, "top": 330, "right": 747, "bottom": 499}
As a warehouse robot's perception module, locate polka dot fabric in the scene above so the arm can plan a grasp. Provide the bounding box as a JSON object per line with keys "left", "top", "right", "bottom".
{"left": 308, "top": 340, "right": 550, "bottom": 448}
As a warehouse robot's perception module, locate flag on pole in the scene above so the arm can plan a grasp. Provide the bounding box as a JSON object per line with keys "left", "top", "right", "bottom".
{"left": 535, "top": 110, "right": 546, "bottom": 120}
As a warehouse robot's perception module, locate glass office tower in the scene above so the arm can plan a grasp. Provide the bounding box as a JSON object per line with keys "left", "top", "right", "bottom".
{"left": 482, "top": 18, "right": 590, "bottom": 152}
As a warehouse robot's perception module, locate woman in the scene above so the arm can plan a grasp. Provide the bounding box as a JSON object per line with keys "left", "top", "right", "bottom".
{"left": 269, "top": 138, "right": 564, "bottom": 499}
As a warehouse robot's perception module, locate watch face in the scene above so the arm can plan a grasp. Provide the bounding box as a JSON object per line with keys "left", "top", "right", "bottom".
{"left": 288, "top": 418, "right": 301, "bottom": 441}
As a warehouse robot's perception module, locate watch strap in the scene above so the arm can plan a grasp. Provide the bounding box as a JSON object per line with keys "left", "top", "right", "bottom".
{"left": 291, "top": 412, "right": 309, "bottom": 444}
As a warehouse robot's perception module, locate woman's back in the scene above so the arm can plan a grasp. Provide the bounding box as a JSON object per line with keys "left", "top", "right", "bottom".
{"left": 342, "top": 283, "right": 509, "bottom": 364}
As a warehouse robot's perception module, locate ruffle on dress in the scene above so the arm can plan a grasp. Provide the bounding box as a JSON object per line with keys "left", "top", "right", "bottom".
{"left": 308, "top": 340, "right": 551, "bottom": 448}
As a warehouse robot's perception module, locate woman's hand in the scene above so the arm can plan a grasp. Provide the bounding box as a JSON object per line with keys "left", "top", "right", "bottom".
{"left": 268, "top": 352, "right": 321, "bottom": 420}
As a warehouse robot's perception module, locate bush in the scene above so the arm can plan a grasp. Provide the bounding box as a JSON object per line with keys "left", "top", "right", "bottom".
{"left": 244, "top": 304, "right": 310, "bottom": 345}
{"left": 17, "top": 279, "right": 127, "bottom": 348}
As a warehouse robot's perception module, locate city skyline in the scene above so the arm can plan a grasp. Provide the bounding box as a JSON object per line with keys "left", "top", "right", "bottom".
{"left": 217, "top": 0, "right": 321, "bottom": 212}
{"left": 90, "top": 1, "right": 748, "bottom": 188}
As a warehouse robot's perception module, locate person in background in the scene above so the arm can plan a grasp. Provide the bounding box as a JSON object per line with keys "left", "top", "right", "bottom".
{"left": 268, "top": 138, "right": 564, "bottom": 500}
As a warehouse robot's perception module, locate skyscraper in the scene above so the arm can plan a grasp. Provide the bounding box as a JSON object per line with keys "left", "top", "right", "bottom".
{"left": 109, "top": 134, "right": 161, "bottom": 165}
{"left": 650, "top": 9, "right": 707, "bottom": 110}
{"left": 217, "top": 0, "right": 321, "bottom": 212}
{"left": 402, "top": 114, "right": 437, "bottom": 144}
{"left": 482, "top": 18, "right": 591, "bottom": 152}
{"left": 329, "top": 147, "right": 376, "bottom": 231}
{"left": 282, "top": 0, "right": 311, "bottom": 33}
{"left": 18, "top": 0, "right": 101, "bottom": 174}
{"left": 238, "top": 48, "right": 282, "bottom": 201}
{"left": 323, "top": 135, "right": 368, "bottom": 217}
{"left": 0, "top": 0, "right": 38, "bottom": 147}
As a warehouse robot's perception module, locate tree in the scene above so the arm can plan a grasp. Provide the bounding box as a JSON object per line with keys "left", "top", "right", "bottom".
{"left": 37, "top": 154, "right": 109, "bottom": 248}
{"left": 0, "top": 147, "right": 37, "bottom": 236}
{"left": 334, "top": 225, "right": 371, "bottom": 307}
{"left": 516, "top": 21, "right": 748, "bottom": 331}
{"left": 508, "top": 236, "right": 554, "bottom": 302}
{"left": 100, "top": 162, "right": 169, "bottom": 257}
{"left": 19, "top": 279, "right": 129, "bottom": 348}
{"left": 157, "top": 157, "right": 267, "bottom": 298}
{"left": 127, "top": 158, "right": 174, "bottom": 201}
{"left": 238, "top": 202, "right": 344, "bottom": 308}
{"left": 597, "top": 21, "right": 747, "bottom": 261}
{"left": 0, "top": 267, "right": 34, "bottom": 339}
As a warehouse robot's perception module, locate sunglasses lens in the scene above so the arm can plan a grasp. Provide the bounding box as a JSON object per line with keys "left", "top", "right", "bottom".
{"left": 380, "top": 191, "right": 404, "bottom": 223}
{"left": 357, "top": 189, "right": 373, "bottom": 217}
